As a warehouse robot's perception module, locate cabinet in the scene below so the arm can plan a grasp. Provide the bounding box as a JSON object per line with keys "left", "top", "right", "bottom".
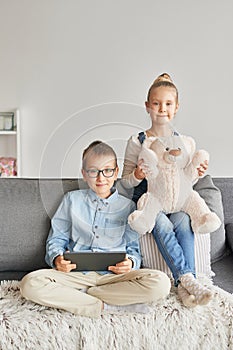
{"left": 0, "top": 109, "right": 21, "bottom": 176}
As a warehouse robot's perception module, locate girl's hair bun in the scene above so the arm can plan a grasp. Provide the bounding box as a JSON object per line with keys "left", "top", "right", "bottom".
{"left": 153, "top": 73, "right": 173, "bottom": 84}
{"left": 147, "top": 72, "right": 178, "bottom": 102}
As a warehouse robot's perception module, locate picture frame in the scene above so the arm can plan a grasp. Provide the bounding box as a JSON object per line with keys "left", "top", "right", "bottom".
{"left": 0, "top": 112, "right": 14, "bottom": 131}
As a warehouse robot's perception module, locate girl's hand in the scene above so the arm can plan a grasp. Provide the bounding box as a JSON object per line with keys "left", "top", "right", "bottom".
{"left": 134, "top": 167, "right": 146, "bottom": 180}
{"left": 108, "top": 258, "right": 133, "bottom": 275}
{"left": 197, "top": 160, "right": 208, "bottom": 177}
{"left": 134, "top": 159, "right": 148, "bottom": 179}
{"left": 54, "top": 255, "right": 76, "bottom": 273}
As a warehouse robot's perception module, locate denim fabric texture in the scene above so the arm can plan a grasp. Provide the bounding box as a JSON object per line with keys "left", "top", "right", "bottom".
{"left": 152, "top": 211, "right": 195, "bottom": 286}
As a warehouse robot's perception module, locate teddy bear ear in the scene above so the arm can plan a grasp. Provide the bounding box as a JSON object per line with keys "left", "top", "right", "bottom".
{"left": 149, "top": 139, "right": 163, "bottom": 153}
{"left": 143, "top": 138, "right": 153, "bottom": 148}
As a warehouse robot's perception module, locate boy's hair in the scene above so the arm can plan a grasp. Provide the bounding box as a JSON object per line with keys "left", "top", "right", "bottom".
{"left": 147, "top": 72, "right": 179, "bottom": 102}
{"left": 82, "top": 140, "right": 118, "bottom": 169}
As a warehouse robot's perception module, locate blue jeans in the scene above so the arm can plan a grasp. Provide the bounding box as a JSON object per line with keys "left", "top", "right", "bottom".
{"left": 152, "top": 211, "right": 195, "bottom": 286}
{"left": 133, "top": 179, "right": 195, "bottom": 286}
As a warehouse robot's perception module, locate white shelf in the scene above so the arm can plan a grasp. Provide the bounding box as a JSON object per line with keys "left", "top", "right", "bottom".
{"left": 0, "top": 131, "right": 17, "bottom": 135}
{"left": 0, "top": 109, "right": 21, "bottom": 177}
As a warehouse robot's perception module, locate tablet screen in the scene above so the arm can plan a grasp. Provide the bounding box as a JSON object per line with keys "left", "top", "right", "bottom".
{"left": 64, "top": 251, "right": 126, "bottom": 271}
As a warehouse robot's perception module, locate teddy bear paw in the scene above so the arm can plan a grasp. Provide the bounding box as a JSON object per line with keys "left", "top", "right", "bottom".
{"left": 128, "top": 211, "right": 153, "bottom": 235}
{"left": 195, "top": 212, "right": 221, "bottom": 234}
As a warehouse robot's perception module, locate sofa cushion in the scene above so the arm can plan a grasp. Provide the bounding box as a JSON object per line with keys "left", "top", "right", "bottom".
{"left": 213, "top": 177, "right": 233, "bottom": 226}
{"left": 0, "top": 179, "right": 49, "bottom": 272}
{"left": 225, "top": 223, "right": 233, "bottom": 251}
{"left": 193, "top": 175, "right": 226, "bottom": 263}
{"left": 0, "top": 178, "right": 80, "bottom": 274}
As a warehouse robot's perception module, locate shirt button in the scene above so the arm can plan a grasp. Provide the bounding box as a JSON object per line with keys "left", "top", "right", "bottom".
{"left": 96, "top": 235, "right": 99, "bottom": 239}
{"left": 98, "top": 208, "right": 101, "bottom": 211}
{"left": 95, "top": 225, "right": 98, "bottom": 229}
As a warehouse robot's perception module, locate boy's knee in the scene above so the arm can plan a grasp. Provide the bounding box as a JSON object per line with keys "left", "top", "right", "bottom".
{"left": 145, "top": 270, "right": 171, "bottom": 301}
{"left": 158, "top": 271, "right": 171, "bottom": 298}
{"left": 20, "top": 269, "right": 49, "bottom": 300}
{"left": 20, "top": 273, "right": 34, "bottom": 299}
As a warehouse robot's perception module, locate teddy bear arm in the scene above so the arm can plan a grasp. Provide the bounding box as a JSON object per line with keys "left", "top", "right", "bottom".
{"left": 192, "top": 150, "right": 209, "bottom": 167}
{"left": 138, "top": 147, "right": 159, "bottom": 178}
{"left": 184, "top": 163, "right": 199, "bottom": 183}
{"left": 128, "top": 193, "right": 161, "bottom": 235}
{"left": 184, "top": 149, "right": 210, "bottom": 182}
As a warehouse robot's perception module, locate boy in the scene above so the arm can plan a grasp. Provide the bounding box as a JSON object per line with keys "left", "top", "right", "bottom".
{"left": 20, "top": 141, "right": 170, "bottom": 317}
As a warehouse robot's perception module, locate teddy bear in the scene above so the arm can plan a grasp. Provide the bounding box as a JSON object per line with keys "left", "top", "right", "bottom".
{"left": 128, "top": 135, "right": 221, "bottom": 236}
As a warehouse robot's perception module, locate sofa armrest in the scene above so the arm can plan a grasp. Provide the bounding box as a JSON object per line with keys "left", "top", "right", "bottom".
{"left": 225, "top": 223, "right": 233, "bottom": 252}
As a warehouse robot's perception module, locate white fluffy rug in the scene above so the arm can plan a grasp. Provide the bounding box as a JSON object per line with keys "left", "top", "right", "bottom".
{"left": 0, "top": 277, "right": 233, "bottom": 350}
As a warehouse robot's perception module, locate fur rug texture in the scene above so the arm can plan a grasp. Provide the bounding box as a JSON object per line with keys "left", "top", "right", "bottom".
{"left": 0, "top": 276, "right": 233, "bottom": 350}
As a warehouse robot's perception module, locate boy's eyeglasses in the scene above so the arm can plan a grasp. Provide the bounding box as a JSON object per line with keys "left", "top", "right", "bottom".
{"left": 85, "top": 168, "right": 116, "bottom": 178}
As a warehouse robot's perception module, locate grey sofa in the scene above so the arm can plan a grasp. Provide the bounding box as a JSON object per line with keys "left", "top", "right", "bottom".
{"left": 0, "top": 176, "right": 232, "bottom": 294}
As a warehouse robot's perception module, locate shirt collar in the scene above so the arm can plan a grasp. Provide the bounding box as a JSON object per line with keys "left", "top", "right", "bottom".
{"left": 88, "top": 187, "right": 119, "bottom": 206}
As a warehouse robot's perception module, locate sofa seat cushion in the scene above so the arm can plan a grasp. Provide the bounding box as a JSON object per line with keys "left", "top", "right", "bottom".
{"left": 194, "top": 175, "right": 226, "bottom": 263}
{"left": 226, "top": 223, "right": 233, "bottom": 251}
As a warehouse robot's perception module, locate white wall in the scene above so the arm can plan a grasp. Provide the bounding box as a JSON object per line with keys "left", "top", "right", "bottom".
{"left": 0, "top": 0, "right": 232, "bottom": 177}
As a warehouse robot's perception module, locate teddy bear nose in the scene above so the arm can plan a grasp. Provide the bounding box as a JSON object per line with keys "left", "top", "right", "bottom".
{"left": 169, "top": 148, "right": 181, "bottom": 157}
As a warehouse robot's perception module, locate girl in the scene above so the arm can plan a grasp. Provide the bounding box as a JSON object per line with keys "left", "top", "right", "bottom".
{"left": 122, "top": 73, "right": 212, "bottom": 307}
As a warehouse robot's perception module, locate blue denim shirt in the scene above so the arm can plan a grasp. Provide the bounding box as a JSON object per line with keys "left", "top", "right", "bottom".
{"left": 45, "top": 188, "right": 141, "bottom": 271}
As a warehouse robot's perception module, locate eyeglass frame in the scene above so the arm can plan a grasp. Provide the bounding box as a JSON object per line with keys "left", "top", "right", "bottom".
{"left": 84, "top": 167, "right": 117, "bottom": 178}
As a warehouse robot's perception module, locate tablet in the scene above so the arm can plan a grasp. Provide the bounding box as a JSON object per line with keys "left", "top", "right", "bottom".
{"left": 63, "top": 251, "right": 126, "bottom": 271}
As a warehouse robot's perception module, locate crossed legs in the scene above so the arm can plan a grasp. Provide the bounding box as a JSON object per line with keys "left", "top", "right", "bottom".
{"left": 20, "top": 268, "right": 171, "bottom": 317}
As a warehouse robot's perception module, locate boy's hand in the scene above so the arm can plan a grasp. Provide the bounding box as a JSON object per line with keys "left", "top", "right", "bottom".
{"left": 108, "top": 258, "right": 133, "bottom": 275}
{"left": 54, "top": 255, "right": 76, "bottom": 273}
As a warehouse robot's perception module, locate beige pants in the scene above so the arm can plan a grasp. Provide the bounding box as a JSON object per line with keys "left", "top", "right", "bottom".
{"left": 20, "top": 268, "right": 170, "bottom": 318}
